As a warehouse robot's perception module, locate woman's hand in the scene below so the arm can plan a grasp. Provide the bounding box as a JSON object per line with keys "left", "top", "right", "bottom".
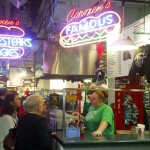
{"left": 72, "top": 111, "right": 80, "bottom": 117}
{"left": 91, "top": 130, "right": 103, "bottom": 136}
{"left": 92, "top": 121, "right": 108, "bottom": 136}
{"left": 72, "top": 112, "right": 84, "bottom": 119}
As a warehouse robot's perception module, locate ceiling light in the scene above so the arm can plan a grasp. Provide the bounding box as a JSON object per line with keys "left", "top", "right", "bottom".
{"left": 109, "top": 36, "right": 138, "bottom": 51}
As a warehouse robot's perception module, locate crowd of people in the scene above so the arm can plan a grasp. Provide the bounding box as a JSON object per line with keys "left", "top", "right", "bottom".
{"left": 0, "top": 88, "right": 52, "bottom": 150}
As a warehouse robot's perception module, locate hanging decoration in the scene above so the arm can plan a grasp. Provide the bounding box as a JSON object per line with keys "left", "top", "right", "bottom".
{"left": 93, "top": 42, "right": 106, "bottom": 85}
{"left": 96, "top": 42, "right": 105, "bottom": 59}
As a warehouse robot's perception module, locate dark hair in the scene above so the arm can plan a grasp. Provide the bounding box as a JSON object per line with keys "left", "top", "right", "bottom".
{"left": 0, "top": 92, "right": 18, "bottom": 116}
{"left": 0, "top": 88, "right": 7, "bottom": 97}
{"left": 8, "top": 90, "right": 18, "bottom": 95}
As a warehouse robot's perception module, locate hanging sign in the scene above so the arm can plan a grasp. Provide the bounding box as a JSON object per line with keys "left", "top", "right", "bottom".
{"left": 0, "top": 20, "right": 32, "bottom": 59}
{"left": 0, "top": 68, "right": 9, "bottom": 74}
{"left": 60, "top": 11, "right": 121, "bottom": 48}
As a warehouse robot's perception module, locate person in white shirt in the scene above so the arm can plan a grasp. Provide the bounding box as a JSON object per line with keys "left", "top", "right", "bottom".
{"left": 0, "top": 92, "right": 21, "bottom": 150}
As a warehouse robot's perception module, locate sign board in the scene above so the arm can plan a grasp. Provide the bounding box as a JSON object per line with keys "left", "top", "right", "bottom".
{"left": 107, "top": 50, "right": 134, "bottom": 78}
{"left": 107, "top": 12, "right": 150, "bottom": 78}
{"left": 66, "top": 127, "right": 80, "bottom": 138}
{"left": 60, "top": 0, "right": 121, "bottom": 48}
{"left": 0, "top": 19, "right": 32, "bottom": 59}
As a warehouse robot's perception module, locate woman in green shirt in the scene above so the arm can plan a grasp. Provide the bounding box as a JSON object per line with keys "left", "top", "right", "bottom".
{"left": 74, "top": 90, "right": 114, "bottom": 136}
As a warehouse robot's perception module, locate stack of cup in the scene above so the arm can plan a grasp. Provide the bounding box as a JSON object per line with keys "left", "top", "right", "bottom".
{"left": 135, "top": 124, "right": 145, "bottom": 134}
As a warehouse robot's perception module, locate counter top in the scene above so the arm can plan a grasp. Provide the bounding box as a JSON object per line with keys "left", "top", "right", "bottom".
{"left": 53, "top": 130, "right": 150, "bottom": 148}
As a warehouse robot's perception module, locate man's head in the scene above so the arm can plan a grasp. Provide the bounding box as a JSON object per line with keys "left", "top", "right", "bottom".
{"left": 23, "top": 94, "right": 46, "bottom": 116}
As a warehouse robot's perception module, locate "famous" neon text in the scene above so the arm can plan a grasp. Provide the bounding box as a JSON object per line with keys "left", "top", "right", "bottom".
{"left": 59, "top": 11, "right": 121, "bottom": 48}
{"left": 65, "top": 14, "right": 113, "bottom": 36}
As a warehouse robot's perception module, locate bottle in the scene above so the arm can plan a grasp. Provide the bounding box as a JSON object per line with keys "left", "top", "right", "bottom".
{"left": 78, "top": 119, "right": 84, "bottom": 137}
{"left": 70, "top": 118, "right": 75, "bottom": 128}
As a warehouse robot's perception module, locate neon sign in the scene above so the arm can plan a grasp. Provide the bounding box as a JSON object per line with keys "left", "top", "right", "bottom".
{"left": 0, "top": 37, "right": 32, "bottom": 47}
{"left": 59, "top": 11, "right": 121, "bottom": 48}
{"left": 0, "top": 21, "right": 32, "bottom": 59}
{"left": 0, "top": 25, "right": 25, "bottom": 37}
{"left": 0, "top": 46, "right": 24, "bottom": 59}
{"left": 66, "top": 0, "right": 112, "bottom": 22}
{"left": 0, "top": 19, "right": 20, "bottom": 26}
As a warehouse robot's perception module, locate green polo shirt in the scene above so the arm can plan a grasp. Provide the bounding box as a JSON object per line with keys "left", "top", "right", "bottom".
{"left": 84, "top": 104, "right": 114, "bottom": 135}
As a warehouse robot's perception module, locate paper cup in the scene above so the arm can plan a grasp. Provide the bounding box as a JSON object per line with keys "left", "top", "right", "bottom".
{"left": 136, "top": 127, "right": 145, "bottom": 134}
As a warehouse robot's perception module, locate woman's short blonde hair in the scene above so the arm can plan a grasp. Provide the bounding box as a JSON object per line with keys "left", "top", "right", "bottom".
{"left": 23, "top": 94, "right": 44, "bottom": 113}
{"left": 95, "top": 90, "right": 108, "bottom": 100}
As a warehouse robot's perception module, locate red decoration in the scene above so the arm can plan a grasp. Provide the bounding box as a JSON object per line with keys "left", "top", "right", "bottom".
{"left": 96, "top": 42, "right": 105, "bottom": 59}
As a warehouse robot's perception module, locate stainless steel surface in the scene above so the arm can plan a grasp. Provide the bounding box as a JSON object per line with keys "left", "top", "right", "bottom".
{"left": 43, "top": 41, "right": 97, "bottom": 75}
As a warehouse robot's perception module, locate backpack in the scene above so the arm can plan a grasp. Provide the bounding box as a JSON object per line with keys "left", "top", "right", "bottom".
{"left": 3, "top": 127, "right": 17, "bottom": 150}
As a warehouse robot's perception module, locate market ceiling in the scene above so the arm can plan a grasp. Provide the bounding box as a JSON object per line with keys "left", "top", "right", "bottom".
{"left": 0, "top": 0, "right": 150, "bottom": 39}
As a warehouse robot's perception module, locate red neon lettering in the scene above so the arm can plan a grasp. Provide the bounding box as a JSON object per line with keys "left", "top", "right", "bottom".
{"left": 105, "top": 2, "right": 111, "bottom": 9}
{"left": 15, "top": 21, "right": 20, "bottom": 26}
{"left": 79, "top": 10, "right": 89, "bottom": 18}
{"left": 85, "top": 8, "right": 93, "bottom": 16}
{"left": 66, "top": 1, "right": 111, "bottom": 22}
{"left": 91, "top": 6, "right": 99, "bottom": 14}
{"left": 0, "top": 19, "right": 20, "bottom": 26}
{"left": 96, "top": 5, "right": 104, "bottom": 12}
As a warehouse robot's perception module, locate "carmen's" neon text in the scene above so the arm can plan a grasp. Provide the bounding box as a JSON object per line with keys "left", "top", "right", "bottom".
{"left": 66, "top": 0, "right": 111, "bottom": 22}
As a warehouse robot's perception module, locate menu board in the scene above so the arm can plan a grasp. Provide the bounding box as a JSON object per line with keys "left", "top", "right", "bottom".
{"left": 107, "top": 13, "right": 150, "bottom": 78}
{"left": 107, "top": 50, "right": 134, "bottom": 78}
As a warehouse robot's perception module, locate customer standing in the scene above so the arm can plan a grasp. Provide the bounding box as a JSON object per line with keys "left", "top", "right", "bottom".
{"left": 0, "top": 88, "right": 7, "bottom": 113}
{"left": 16, "top": 94, "right": 52, "bottom": 150}
{"left": 73, "top": 90, "right": 114, "bottom": 136}
{"left": 0, "top": 92, "right": 21, "bottom": 150}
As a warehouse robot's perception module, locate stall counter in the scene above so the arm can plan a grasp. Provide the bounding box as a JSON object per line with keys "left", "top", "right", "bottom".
{"left": 52, "top": 130, "right": 150, "bottom": 150}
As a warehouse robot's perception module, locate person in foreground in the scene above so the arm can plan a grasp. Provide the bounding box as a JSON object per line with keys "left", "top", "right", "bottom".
{"left": 0, "top": 92, "right": 20, "bottom": 150}
{"left": 16, "top": 94, "right": 52, "bottom": 150}
{"left": 74, "top": 90, "right": 114, "bottom": 136}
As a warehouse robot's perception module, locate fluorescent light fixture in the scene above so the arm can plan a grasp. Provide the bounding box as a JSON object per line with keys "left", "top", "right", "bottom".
{"left": 50, "top": 79, "right": 66, "bottom": 90}
{"left": 109, "top": 36, "right": 138, "bottom": 51}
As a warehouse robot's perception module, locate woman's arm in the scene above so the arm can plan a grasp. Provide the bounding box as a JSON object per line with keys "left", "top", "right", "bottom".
{"left": 91, "top": 121, "right": 108, "bottom": 136}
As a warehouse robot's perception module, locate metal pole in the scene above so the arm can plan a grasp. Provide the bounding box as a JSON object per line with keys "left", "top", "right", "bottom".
{"left": 148, "top": 85, "right": 150, "bottom": 134}
{"left": 62, "top": 88, "right": 66, "bottom": 136}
